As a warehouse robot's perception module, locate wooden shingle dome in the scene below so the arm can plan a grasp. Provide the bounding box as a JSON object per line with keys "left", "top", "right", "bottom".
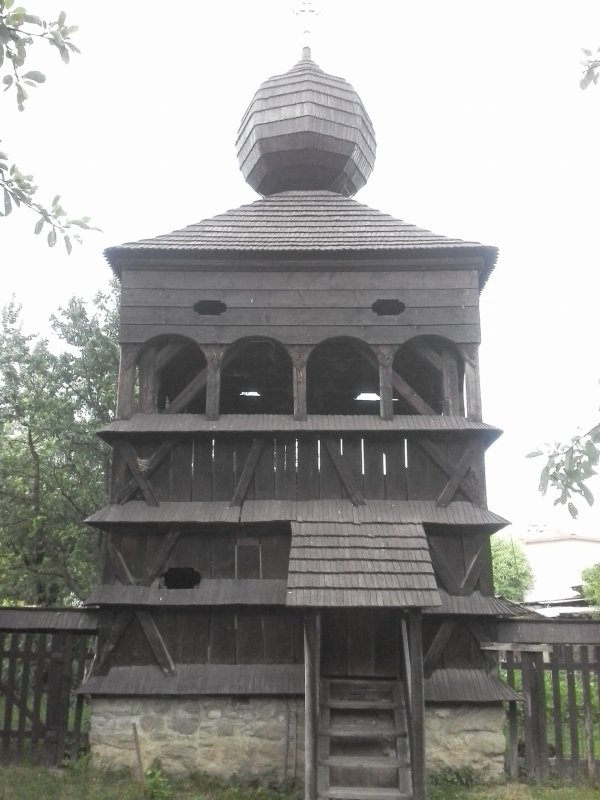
{"left": 236, "top": 47, "right": 376, "bottom": 197}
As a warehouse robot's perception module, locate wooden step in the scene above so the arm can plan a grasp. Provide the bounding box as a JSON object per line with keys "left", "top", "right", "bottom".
{"left": 322, "top": 755, "right": 408, "bottom": 768}
{"left": 320, "top": 787, "right": 411, "bottom": 799}
{"left": 326, "top": 699, "right": 396, "bottom": 710}
{"left": 322, "top": 725, "right": 407, "bottom": 739}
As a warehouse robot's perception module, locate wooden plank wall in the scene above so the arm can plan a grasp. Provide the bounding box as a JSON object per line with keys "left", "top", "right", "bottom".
{"left": 106, "top": 608, "right": 304, "bottom": 669}
{"left": 113, "top": 433, "right": 478, "bottom": 504}
{"left": 119, "top": 269, "right": 481, "bottom": 345}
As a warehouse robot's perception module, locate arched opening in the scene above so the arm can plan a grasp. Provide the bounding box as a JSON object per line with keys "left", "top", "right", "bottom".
{"left": 394, "top": 336, "right": 464, "bottom": 415}
{"left": 220, "top": 338, "right": 293, "bottom": 414}
{"left": 307, "top": 337, "right": 378, "bottom": 415}
{"left": 137, "top": 336, "right": 207, "bottom": 414}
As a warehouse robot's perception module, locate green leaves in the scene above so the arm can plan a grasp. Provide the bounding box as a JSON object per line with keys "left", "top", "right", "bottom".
{"left": 580, "top": 46, "right": 600, "bottom": 91}
{"left": 491, "top": 537, "right": 534, "bottom": 602}
{"left": 0, "top": 286, "right": 119, "bottom": 604}
{"left": 531, "top": 422, "right": 600, "bottom": 518}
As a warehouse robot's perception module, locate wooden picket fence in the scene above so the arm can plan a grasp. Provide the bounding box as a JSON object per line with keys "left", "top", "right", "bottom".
{"left": 497, "top": 619, "right": 600, "bottom": 781}
{"left": 0, "top": 608, "right": 97, "bottom": 765}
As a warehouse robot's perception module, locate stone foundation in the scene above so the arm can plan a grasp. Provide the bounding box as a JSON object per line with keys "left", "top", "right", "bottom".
{"left": 425, "top": 704, "right": 506, "bottom": 780}
{"left": 89, "top": 697, "right": 305, "bottom": 778}
{"left": 90, "top": 698, "right": 504, "bottom": 781}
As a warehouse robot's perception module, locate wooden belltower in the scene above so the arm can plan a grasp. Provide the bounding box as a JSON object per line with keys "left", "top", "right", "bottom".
{"left": 85, "top": 49, "right": 519, "bottom": 799}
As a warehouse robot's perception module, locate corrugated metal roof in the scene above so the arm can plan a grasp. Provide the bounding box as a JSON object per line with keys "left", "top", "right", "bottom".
{"left": 425, "top": 668, "right": 521, "bottom": 703}
{"left": 104, "top": 191, "right": 497, "bottom": 286}
{"left": 98, "top": 413, "right": 501, "bottom": 441}
{"left": 0, "top": 608, "right": 98, "bottom": 632}
{"left": 85, "top": 579, "right": 287, "bottom": 607}
{"left": 286, "top": 521, "right": 440, "bottom": 609}
{"left": 86, "top": 499, "right": 508, "bottom": 531}
{"left": 80, "top": 664, "right": 304, "bottom": 696}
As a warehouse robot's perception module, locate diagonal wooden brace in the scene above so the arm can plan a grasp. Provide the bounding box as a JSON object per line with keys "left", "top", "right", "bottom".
{"left": 321, "top": 437, "right": 366, "bottom": 506}
{"left": 423, "top": 620, "right": 456, "bottom": 677}
{"left": 114, "top": 441, "right": 159, "bottom": 506}
{"left": 436, "top": 442, "right": 480, "bottom": 507}
{"left": 414, "top": 438, "right": 481, "bottom": 505}
{"left": 230, "top": 438, "right": 267, "bottom": 506}
{"left": 104, "top": 539, "right": 177, "bottom": 675}
{"left": 117, "top": 439, "right": 174, "bottom": 504}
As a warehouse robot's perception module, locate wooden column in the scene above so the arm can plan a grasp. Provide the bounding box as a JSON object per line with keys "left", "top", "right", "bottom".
{"left": 408, "top": 610, "right": 427, "bottom": 800}
{"left": 116, "top": 344, "right": 139, "bottom": 419}
{"left": 461, "top": 344, "right": 482, "bottom": 421}
{"left": 204, "top": 345, "right": 225, "bottom": 420}
{"left": 138, "top": 346, "right": 158, "bottom": 413}
{"left": 290, "top": 346, "right": 311, "bottom": 420}
{"left": 377, "top": 345, "right": 395, "bottom": 421}
{"left": 441, "top": 347, "right": 460, "bottom": 415}
{"left": 304, "top": 611, "right": 319, "bottom": 800}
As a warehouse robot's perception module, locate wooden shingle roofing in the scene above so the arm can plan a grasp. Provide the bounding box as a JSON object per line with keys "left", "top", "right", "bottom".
{"left": 286, "top": 521, "right": 440, "bottom": 609}
{"left": 104, "top": 191, "right": 498, "bottom": 286}
{"left": 98, "top": 413, "right": 501, "bottom": 442}
{"left": 86, "top": 499, "right": 508, "bottom": 532}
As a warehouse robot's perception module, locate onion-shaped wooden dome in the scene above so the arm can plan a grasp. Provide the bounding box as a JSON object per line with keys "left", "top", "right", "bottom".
{"left": 236, "top": 47, "right": 376, "bottom": 197}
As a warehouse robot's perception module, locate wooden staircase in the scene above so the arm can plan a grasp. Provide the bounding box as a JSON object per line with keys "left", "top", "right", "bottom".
{"left": 318, "top": 679, "right": 413, "bottom": 800}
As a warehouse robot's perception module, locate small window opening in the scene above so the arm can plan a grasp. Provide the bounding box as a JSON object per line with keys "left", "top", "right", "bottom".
{"left": 160, "top": 567, "right": 201, "bottom": 589}
{"left": 193, "top": 300, "right": 227, "bottom": 316}
{"left": 371, "top": 299, "right": 406, "bottom": 316}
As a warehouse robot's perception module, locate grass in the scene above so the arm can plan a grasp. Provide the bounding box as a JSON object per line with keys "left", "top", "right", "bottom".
{"left": 0, "top": 764, "right": 598, "bottom": 800}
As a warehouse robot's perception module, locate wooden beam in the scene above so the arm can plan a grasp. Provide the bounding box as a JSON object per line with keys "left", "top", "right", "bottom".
{"left": 423, "top": 620, "right": 455, "bottom": 678}
{"left": 117, "top": 440, "right": 174, "bottom": 504}
{"left": 143, "top": 529, "right": 181, "bottom": 586}
{"left": 358, "top": 344, "right": 437, "bottom": 416}
{"left": 408, "top": 611, "right": 427, "bottom": 800}
{"left": 460, "top": 344, "right": 482, "bottom": 421}
{"left": 442, "top": 347, "right": 460, "bottom": 416}
{"left": 95, "top": 610, "right": 134, "bottom": 671}
{"left": 304, "top": 611, "right": 319, "bottom": 800}
{"left": 154, "top": 341, "right": 188, "bottom": 375}
{"left": 116, "top": 344, "right": 139, "bottom": 419}
{"left": 204, "top": 346, "right": 225, "bottom": 421}
{"left": 230, "top": 438, "right": 267, "bottom": 506}
{"left": 459, "top": 541, "right": 487, "bottom": 595}
{"left": 113, "top": 441, "right": 159, "bottom": 507}
{"left": 414, "top": 438, "right": 480, "bottom": 505}
{"left": 136, "top": 610, "right": 176, "bottom": 675}
{"left": 138, "top": 346, "right": 158, "bottom": 413}
{"left": 436, "top": 441, "right": 479, "bottom": 507}
{"left": 165, "top": 367, "right": 208, "bottom": 415}
{"left": 321, "top": 437, "right": 366, "bottom": 506}
{"left": 289, "top": 345, "right": 311, "bottom": 421}
{"left": 377, "top": 346, "right": 394, "bottom": 421}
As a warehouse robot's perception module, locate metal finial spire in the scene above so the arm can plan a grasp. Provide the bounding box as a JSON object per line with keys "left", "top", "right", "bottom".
{"left": 293, "top": 1, "right": 321, "bottom": 53}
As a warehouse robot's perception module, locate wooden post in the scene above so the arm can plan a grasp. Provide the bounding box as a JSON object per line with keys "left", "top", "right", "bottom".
{"left": 408, "top": 610, "right": 426, "bottom": 800}
{"left": 116, "top": 344, "right": 139, "bottom": 418}
{"left": 204, "top": 345, "right": 225, "bottom": 420}
{"left": 441, "top": 347, "right": 460, "bottom": 415}
{"left": 290, "top": 346, "right": 311, "bottom": 420}
{"left": 138, "top": 346, "right": 158, "bottom": 413}
{"left": 377, "top": 345, "right": 395, "bottom": 420}
{"left": 460, "top": 344, "right": 482, "bottom": 421}
{"left": 304, "top": 611, "right": 319, "bottom": 800}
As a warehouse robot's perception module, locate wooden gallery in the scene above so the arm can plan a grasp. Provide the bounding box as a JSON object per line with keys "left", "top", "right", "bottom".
{"left": 83, "top": 49, "right": 520, "bottom": 800}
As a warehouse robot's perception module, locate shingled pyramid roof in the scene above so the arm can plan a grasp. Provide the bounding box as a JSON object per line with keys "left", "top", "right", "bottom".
{"left": 105, "top": 191, "right": 498, "bottom": 286}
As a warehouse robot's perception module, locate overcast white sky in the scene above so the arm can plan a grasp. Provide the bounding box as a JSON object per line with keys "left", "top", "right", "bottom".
{"left": 3, "top": 1, "right": 600, "bottom": 536}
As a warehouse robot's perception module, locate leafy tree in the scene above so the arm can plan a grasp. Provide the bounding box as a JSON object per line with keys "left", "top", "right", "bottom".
{"left": 0, "top": 0, "right": 96, "bottom": 249}
{"left": 0, "top": 284, "right": 118, "bottom": 604}
{"left": 581, "top": 562, "right": 600, "bottom": 611}
{"left": 581, "top": 47, "right": 600, "bottom": 90}
{"left": 491, "top": 536, "right": 534, "bottom": 602}
{"left": 528, "top": 425, "right": 600, "bottom": 518}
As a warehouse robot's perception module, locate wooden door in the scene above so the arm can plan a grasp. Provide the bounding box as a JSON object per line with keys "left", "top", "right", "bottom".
{"left": 321, "top": 609, "right": 399, "bottom": 677}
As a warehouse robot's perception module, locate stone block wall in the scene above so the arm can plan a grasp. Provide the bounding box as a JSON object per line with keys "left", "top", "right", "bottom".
{"left": 425, "top": 704, "right": 506, "bottom": 780}
{"left": 89, "top": 698, "right": 505, "bottom": 781}
{"left": 89, "top": 697, "right": 305, "bottom": 778}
